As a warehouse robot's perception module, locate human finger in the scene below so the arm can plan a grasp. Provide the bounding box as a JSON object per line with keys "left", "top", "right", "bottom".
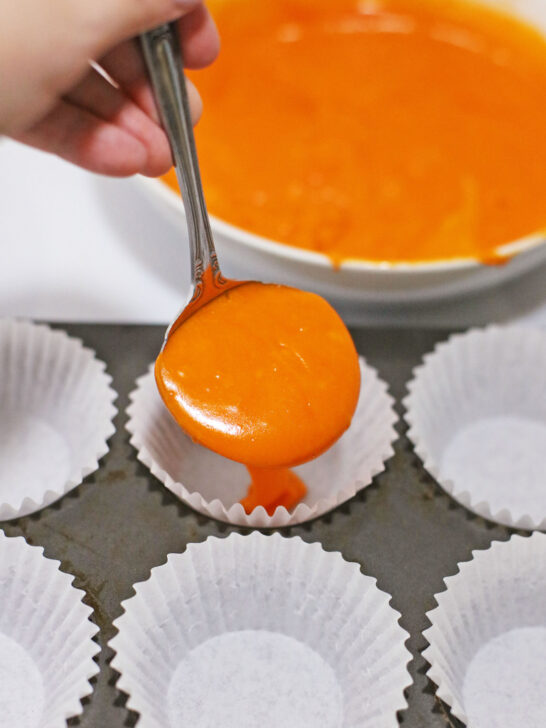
{"left": 178, "top": 4, "right": 220, "bottom": 69}
{"left": 83, "top": 0, "right": 212, "bottom": 59}
{"left": 65, "top": 67, "right": 172, "bottom": 176}
{"left": 15, "top": 100, "right": 152, "bottom": 177}
{"left": 98, "top": 14, "right": 214, "bottom": 125}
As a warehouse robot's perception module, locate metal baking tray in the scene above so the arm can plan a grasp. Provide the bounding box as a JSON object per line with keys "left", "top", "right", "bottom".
{"left": 0, "top": 323, "right": 515, "bottom": 727}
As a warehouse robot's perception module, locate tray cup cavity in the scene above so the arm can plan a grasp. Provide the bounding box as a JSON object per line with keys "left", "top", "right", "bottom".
{"left": 405, "top": 325, "right": 546, "bottom": 529}
{"left": 0, "top": 532, "right": 100, "bottom": 726}
{"left": 126, "top": 357, "right": 397, "bottom": 526}
{"left": 111, "top": 532, "right": 411, "bottom": 728}
{"left": 424, "top": 532, "right": 546, "bottom": 727}
{"left": 0, "top": 319, "right": 117, "bottom": 519}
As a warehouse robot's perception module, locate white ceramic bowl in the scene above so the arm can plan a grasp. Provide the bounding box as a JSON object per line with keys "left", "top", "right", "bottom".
{"left": 135, "top": 0, "right": 546, "bottom": 305}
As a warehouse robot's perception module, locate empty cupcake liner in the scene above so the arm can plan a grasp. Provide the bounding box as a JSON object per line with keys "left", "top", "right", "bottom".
{"left": 0, "top": 319, "right": 117, "bottom": 520}
{"left": 126, "top": 357, "right": 397, "bottom": 526}
{"left": 424, "top": 532, "right": 546, "bottom": 727}
{"left": 0, "top": 530, "right": 100, "bottom": 727}
{"left": 404, "top": 325, "right": 546, "bottom": 530}
{"left": 110, "top": 532, "right": 410, "bottom": 728}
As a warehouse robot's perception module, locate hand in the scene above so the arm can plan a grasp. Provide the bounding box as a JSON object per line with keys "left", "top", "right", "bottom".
{"left": 0, "top": 0, "right": 219, "bottom": 176}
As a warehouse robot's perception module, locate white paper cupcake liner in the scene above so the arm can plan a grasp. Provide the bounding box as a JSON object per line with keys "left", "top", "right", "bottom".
{"left": 110, "top": 532, "right": 410, "bottom": 728}
{"left": 423, "top": 532, "right": 546, "bottom": 727}
{"left": 404, "top": 325, "right": 546, "bottom": 530}
{"left": 0, "top": 319, "right": 117, "bottom": 520}
{"left": 126, "top": 357, "right": 397, "bottom": 526}
{"left": 0, "top": 530, "right": 100, "bottom": 726}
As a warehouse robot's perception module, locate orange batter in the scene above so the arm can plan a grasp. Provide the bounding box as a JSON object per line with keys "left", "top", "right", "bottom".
{"left": 163, "top": 0, "right": 546, "bottom": 264}
{"left": 241, "top": 467, "right": 307, "bottom": 515}
{"left": 155, "top": 281, "right": 360, "bottom": 468}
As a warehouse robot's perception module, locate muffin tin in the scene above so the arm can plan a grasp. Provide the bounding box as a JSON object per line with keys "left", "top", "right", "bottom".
{"left": 0, "top": 322, "right": 534, "bottom": 727}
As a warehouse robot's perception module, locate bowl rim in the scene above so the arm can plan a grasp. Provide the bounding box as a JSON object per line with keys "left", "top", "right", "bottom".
{"left": 136, "top": 174, "right": 546, "bottom": 275}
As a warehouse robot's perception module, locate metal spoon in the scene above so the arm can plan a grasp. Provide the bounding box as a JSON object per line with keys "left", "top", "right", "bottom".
{"left": 140, "top": 23, "right": 361, "bottom": 469}
{"left": 140, "top": 23, "right": 244, "bottom": 343}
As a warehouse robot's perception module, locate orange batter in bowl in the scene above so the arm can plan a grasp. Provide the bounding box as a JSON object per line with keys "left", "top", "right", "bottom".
{"left": 163, "top": 0, "right": 546, "bottom": 264}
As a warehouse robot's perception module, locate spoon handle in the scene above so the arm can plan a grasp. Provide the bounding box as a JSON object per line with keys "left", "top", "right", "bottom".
{"left": 140, "top": 24, "right": 218, "bottom": 286}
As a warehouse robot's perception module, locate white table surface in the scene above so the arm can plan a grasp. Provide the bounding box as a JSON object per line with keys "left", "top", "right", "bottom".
{"left": 1, "top": 138, "right": 545, "bottom": 330}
